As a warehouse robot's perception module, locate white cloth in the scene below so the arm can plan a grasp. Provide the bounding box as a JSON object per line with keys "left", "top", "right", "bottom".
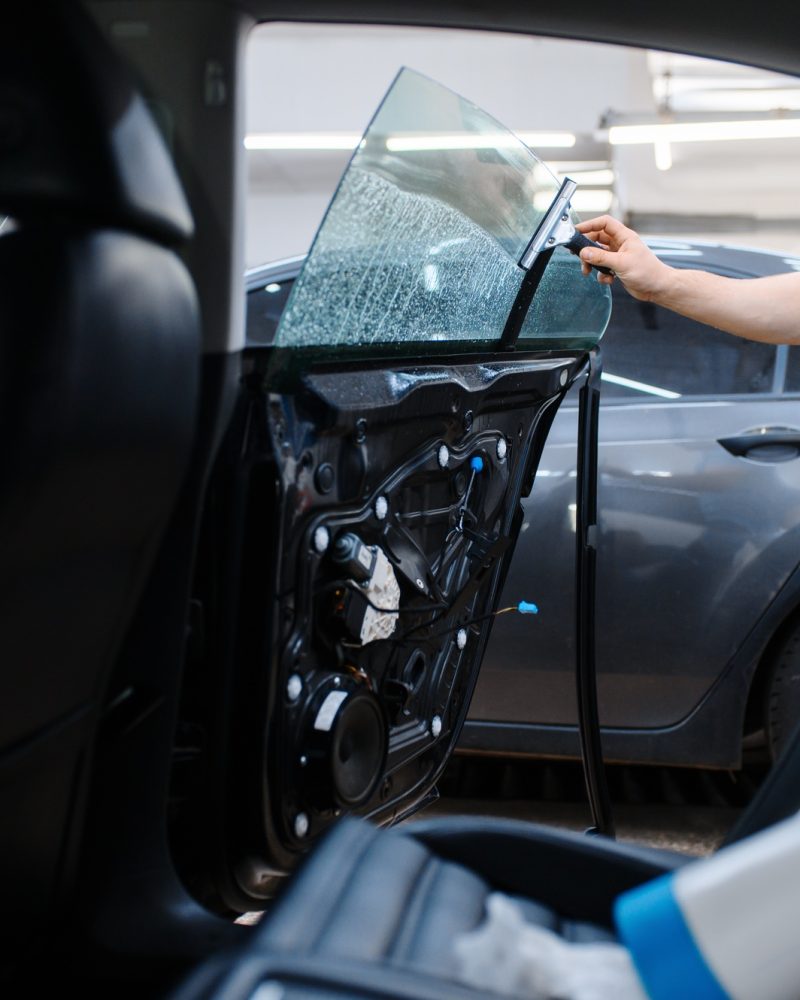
{"left": 453, "top": 892, "right": 647, "bottom": 1000}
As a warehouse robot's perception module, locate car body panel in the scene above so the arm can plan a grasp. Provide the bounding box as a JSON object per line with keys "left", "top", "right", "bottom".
{"left": 467, "top": 245, "right": 800, "bottom": 766}
{"left": 472, "top": 395, "right": 800, "bottom": 728}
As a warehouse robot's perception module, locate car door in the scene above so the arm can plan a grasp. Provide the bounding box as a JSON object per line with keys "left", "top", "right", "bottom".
{"left": 174, "top": 68, "right": 610, "bottom": 908}
{"left": 469, "top": 259, "right": 800, "bottom": 765}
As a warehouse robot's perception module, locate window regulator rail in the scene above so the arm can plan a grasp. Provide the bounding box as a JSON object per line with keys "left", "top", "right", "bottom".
{"left": 575, "top": 348, "right": 614, "bottom": 838}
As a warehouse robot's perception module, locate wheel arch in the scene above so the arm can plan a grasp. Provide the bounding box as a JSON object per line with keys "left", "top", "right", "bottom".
{"left": 743, "top": 598, "right": 800, "bottom": 743}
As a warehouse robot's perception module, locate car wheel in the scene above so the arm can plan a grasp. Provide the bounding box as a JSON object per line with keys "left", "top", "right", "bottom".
{"left": 766, "top": 622, "right": 800, "bottom": 761}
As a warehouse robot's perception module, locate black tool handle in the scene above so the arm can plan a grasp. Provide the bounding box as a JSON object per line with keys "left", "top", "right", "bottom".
{"left": 567, "top": 232, "right": 615, "bottom": 276}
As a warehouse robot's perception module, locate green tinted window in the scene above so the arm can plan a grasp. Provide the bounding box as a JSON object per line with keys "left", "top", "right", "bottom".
{"left": 519, "top": 247, "right": 612, "bottom": 345}
{"left": 276, "top": 69, "right": 610, "bottom": 350}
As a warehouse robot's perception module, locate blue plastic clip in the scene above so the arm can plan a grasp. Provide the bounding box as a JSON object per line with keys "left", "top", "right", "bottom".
{"left": 470, "top": 456, "right": 484, "bottom": 473}
{"left": 517, "top": 601, "right": 539, "bottom": 615}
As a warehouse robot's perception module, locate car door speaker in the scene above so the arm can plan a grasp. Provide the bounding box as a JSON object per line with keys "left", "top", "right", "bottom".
{"left": 300, "top": 675, "right": 387, "bottom": 809}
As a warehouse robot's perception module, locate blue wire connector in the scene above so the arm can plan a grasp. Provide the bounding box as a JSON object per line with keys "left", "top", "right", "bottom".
{"left": 517, "top": 601, "right": 539, "bottom": 615}
{"left": 456, "top": 456, "right": 485, "bottom": 534}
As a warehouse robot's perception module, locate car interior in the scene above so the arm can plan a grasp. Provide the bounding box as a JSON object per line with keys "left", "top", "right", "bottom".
{"left": 4, "top": 1, "right": 800, "bottom": 996}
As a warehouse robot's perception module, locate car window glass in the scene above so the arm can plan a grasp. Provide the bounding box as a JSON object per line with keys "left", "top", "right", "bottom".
{"left": 246, "top": 279, "right": 294, "bottom": 346}
{"left": 518, "top": 246, "right": 613, "bottom": 346}
{"left": 275, "top": 69, "right": 610, "bottom": 351}
{"left": 600, "top": 282, "right": 776, "bottom": 400}
{"left": 784, "top": 347, "right": 800, "bottom": 392}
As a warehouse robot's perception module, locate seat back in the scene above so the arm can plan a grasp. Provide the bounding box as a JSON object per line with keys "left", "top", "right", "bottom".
{"left": 0, "top": 6, "right": 199, "bottom": 957}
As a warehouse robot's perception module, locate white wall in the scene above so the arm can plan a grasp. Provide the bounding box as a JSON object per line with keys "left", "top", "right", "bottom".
{"left": 245, "top": 24, "right": 650, "bottom": 266}
{"left": 246, "top": 24, "right": 648, "bottom": 137}
{"left": 245, "top": 23, "right": 800, "bottom": 267}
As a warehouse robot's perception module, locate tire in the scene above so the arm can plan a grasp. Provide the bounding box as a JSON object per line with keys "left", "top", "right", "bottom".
{"left": 766, "top": 622, "right": 800, "bottom": 761}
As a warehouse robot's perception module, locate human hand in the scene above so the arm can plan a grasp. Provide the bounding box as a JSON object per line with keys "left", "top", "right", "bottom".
{"left": 576, "top": 215, "right": 675, "bottom": 302}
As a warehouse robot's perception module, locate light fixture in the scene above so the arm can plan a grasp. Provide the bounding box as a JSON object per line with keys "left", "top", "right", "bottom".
{"left": 533, "top": 189, "right": 613, "bottom": 214}
{"left": 244, "top": 130, "right": 577, "bottom": 152}
{"left": 609, "top": 117, "right": 800, "bottom": 145}
{"left": 654, "top": 140, "right": 673, "bottom": 171}
{"left": 672, "top": 89, "right": 800, "bottom": 113}
{"left": 386, "top": 131, "right": 576, "bottom": 152}
{"left": 534, "top": 164, "right": 615, "bottom": 186}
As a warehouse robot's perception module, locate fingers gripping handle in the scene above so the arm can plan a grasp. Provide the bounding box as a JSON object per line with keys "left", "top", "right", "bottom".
{"left": 567, "top": 232, "right": 615, "bottom": 276}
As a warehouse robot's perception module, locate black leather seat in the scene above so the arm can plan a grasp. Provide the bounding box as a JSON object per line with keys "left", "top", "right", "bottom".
{"left": 174, "top": 815, "right": 683, "bottom": 999}
{"left": 0, "top": 6, "right": 199, "bottom": 965}
{"left": 175, "top": 716, "right": 800, "bottom": 1000}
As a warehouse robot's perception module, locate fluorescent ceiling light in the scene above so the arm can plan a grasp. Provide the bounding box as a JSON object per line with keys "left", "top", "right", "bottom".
{"left": 534, "top": 189, "right": 613, "bottom": 214}
{"left": 657, "top": 88, "right": 800, "bottom": 113}
{"left": 565, "top": 168, "right": 615, "bottom": 186}
{"left": 516, "top": 132, "right": 576, "bottom": 149}
{"left": 543, "top": 160, "right": 611, "bottom": 174}
{"left": 386, "top": 131, "right": 575, "bottom": 151}
{"left": 246, "top": 131, "right": 576, "bottom": 153}
{"left": 245, "top": 133, "right": 361, "bottom": 150}
{"left": 534, "top": 165, "right": 614, "bottom": 186}
{"left": 609, "top": 118, "right": 800, "bottom": 145}
{"left": 654, "top": 140, "right": 673, "bottom": 171}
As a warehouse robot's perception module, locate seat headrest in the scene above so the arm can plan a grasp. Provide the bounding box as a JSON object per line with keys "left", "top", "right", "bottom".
{"left": 0, "top": 5, "right": 193, "bottom": 245}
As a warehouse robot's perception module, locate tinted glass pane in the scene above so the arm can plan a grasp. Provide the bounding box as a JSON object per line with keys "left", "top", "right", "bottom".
{"left": 246, "top": 279, "right": 294, "bottom": 346}
{"left": 601, "top": 284, "right": 776, "bottom": 400}
{"left": 276, "top": 68, "right": 609, "bottom": 350}
{"left": 519, "top": 247, "right": 612, "bottom": 345}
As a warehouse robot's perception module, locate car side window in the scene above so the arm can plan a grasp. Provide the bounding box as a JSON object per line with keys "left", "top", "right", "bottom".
{"left": 600, "top": 280, "right": 777, "bottom": 401}
{"left": 246, "top": 279, "right": 294, "bottom": 346}
{"left": 784, "top": 347, "right": 800, "bottom": 393}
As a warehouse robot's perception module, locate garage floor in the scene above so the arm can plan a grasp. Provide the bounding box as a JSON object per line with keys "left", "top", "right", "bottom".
{"left": 416, "top": 796, "right": 735, "bottom": 855}
{"left": 414, "top": 755, "right": 767, "bottom": 855}
{"left": 235, "top": 757, "right": 764, "bottom": 925}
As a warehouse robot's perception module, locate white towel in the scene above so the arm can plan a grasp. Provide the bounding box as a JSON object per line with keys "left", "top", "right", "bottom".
{"left": 453, "top": 893, "right": 647, "bottom": 1000}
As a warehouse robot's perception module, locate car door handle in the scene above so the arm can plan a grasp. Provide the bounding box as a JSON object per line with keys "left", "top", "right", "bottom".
{"left": 718, "top": 427, "right": 800, "bottom": 463}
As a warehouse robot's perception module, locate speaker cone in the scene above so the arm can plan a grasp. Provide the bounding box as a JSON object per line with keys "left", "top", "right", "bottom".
{"left": 300, "top": 675, "right": 387, "bottom": 809}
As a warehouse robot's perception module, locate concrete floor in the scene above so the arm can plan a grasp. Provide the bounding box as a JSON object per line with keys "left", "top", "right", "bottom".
{"left": 236, "top": 759, "right": 755, "bottom": 926}
{"left": 415, "top": 795, "right": 737, "bottom": 855}
{"left": 418, "top": 756, "right": 760, "bottom": 854}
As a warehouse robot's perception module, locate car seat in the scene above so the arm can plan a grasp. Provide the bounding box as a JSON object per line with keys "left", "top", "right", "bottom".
{"left": 0, "top": 5, "right": 200, "bottom": 969}
{"left": 172, "top": 718, "right": 800, "bottom": 1000}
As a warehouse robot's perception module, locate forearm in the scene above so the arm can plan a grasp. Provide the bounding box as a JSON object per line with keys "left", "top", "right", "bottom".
{"left": 653, "top": 268, "right": 800, "bottom": 345}
{"left": 577, "top": 216, "right": 800, "bottom": 346}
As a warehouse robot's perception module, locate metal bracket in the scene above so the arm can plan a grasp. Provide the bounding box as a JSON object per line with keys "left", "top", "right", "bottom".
{"left": 519, "top": 178, "right": 578, "bottom": 270}
{"left": 500, "top": 175, "right": 612, "bottom": 349}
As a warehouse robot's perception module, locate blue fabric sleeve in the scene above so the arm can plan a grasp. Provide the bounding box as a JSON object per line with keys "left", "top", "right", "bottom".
{"left": 614, "top": 873, "right": 730, "bottom": 1000}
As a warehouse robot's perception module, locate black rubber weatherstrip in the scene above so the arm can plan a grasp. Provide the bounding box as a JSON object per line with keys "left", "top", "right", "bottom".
{"left": 499, "top": 247, "right": 555, "bottom": 349}
{"left": 575, "top": 348, "right": 615, "bottom": 838}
